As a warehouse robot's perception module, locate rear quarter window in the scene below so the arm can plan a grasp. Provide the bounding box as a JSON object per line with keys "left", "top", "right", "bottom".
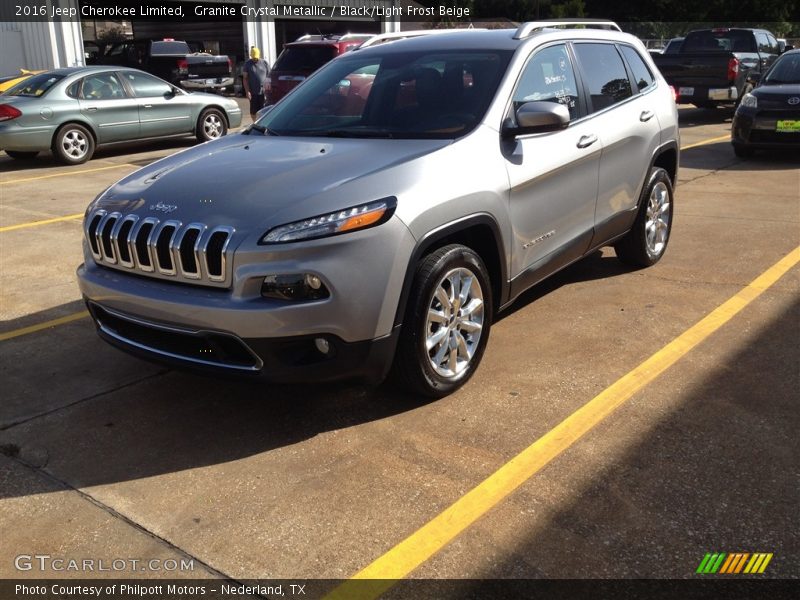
{"left": 619, "top": 45, "right": 655, "bottom": 92}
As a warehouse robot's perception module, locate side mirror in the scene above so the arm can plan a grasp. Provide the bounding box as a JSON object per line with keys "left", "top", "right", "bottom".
{"left": 255, "top": 104, "right": 274, "bottom": 120}
{"left": 503, "top": 101, "right": 570, "bottom": 137}
{"left": 778, "top": 41, "right": 786, "bottom": 53}
{"left": 165, "top": 87, "right": 177, "bottom": 98}
{"left": 747, "top": 72, "right": 762, "bottom": 86}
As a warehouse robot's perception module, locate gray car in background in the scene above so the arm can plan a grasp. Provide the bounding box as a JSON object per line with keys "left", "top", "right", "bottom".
{"left": 77, "top": 22, "right": 679, "bottom": 397}
{"left": 0, "top": 66, "right": 241, "bottom": 164}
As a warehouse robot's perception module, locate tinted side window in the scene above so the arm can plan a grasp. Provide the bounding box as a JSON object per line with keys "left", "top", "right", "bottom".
{"left": 756, "top": 33, "right": 771, "bottom": 53}
{"left": 79, "top": 73, "right": 126, "bottom": 100}
{"left": 573, "top": 43, "right": 632, "bottom": 112}
{"left": 512, "top": 44, "right": 579, "bottom": 120}
{"left": 766, "top": 34, "right": 779, "bottom": 54}
{"left": 619, "top": 45, "right": 654, "bottom": 92}
{"left": 122, "top": 71, "right": 172, "bottom": 97}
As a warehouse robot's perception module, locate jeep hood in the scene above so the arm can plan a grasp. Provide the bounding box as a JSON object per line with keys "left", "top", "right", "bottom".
{"left": 94, "top": 133, "right": 452, "bottom": 231}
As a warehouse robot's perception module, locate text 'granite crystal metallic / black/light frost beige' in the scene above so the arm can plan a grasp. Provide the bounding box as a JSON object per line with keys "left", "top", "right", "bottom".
{"left": 77, "top": 21, "right": 680, "bottom": 398}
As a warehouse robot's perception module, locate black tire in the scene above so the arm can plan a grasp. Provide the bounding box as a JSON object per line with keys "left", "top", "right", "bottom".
{"left": 52, "top": 123, "right": 95, "bottom": 165}
{"left": 733, "top": 143, "right": 755, "bottom": 158}
{"left": 392, "top": 244, "right": 493, "bottom": 398}
{"left": 615, "top": 167, "right": 674, "bottom": 268}
{"left": 5, "top": 150, "right": 39, "bottom": 160}
{"left": 196, "top": 108, "right": 227, "bottom": 142}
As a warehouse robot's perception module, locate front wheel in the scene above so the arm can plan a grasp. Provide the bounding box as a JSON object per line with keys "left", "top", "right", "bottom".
{"left": 196, "top": 108, "right": 227, "bottom": 142}
{"left": 733, "top": 143, "right": 755, "bottom": 158}
{"left": 392, "top": 244, "right": 493, "bottom": 398}
{"left": 615, "top": 167, "right": 674, "bottom": 268}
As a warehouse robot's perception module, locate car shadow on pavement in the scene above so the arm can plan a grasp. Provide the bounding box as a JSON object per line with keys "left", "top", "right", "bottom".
{"left": 678, "top": 105, "right": 735, "bottom": 128}
{"left": 680, "top": 142, "right": 800, "bottom": 172}
{"left": 498, "top": 250, "right": 634, "bottom": 323}
{"left": 459, "top": 297, "right": 799, "bottom": 581}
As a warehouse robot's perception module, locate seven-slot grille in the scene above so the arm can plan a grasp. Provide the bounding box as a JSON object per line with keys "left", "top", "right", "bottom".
{"left": 85, "top": 210, "right": 234, "bottom": 287}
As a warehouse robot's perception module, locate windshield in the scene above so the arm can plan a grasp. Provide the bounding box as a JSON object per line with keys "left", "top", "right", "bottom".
{"left": 3, "top": 73, "right": 64, "bottom": 97}
{"left": 258, "top": 49, "right": 512, "bottom": 139}
{"left": 764, "top": 53, "right": 800, "bottom": 84}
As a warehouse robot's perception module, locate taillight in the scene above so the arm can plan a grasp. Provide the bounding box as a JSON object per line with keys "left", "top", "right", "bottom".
{"left": 669, "top": 85, "right": 678, "bottom": 102}
{"left": 0, "top": 104, "right": 22, "bottom": 122}
{"left": 227, "top": 57, "right": 232, "bottom": 71}
{"left": 265, "top": 76, "right": 272, "bottom": 91}
{"left": 727, "top": 57, "right": 739, "bottom": 82}
{"left": 177, "top": 59, "right": 188, "bottom": 74}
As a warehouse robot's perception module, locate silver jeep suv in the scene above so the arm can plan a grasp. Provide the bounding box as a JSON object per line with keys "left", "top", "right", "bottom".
{"left": 77, "top": 21, "right": 679, "bottom": 397}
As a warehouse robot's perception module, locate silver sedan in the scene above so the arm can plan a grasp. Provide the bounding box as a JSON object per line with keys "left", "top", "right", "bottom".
{"left": 0, "top": 66, "right": 242, "bottom": 165}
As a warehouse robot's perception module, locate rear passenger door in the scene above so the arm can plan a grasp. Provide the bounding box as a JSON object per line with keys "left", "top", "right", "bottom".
{"left": 572, "top": 43, "right": 662, "bottom": 237}
{"left": 504, "top": 43, "right": 601, "bottom": 284}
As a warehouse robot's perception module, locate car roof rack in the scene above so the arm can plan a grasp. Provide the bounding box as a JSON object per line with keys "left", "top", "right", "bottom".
{"left": 513, "top": 19, "right": 621, "bottom": 40}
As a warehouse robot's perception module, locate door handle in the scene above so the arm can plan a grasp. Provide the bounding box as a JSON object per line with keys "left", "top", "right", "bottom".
{"left": 577, "top": 134, "right": 597, "bottom": 149}
{"left": 640, "top": 110, "right": 654, "bottom": 122}
{"left": 143, "top": 104, "right": 153, "bottom": 108}
{"left": 86, "top": 106, "right": 98, "bottom": 112}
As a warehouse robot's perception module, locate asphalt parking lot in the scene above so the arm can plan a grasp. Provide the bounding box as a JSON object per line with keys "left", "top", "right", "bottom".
{"left": 1, "top": 102, "right": 798, "bottom": 595}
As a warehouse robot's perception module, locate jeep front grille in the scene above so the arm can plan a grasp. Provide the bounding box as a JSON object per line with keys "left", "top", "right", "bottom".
{"left": 85, "top": 210, "right": 234, "bottom": 287}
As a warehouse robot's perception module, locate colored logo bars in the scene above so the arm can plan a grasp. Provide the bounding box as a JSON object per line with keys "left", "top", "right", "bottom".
{"left": 696, "top": 552, "right": 773, "bottom": 574}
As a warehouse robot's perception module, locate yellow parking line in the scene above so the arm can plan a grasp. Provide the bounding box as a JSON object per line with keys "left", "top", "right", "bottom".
{"left": 326, "top": 245, "right": 800, "bottom": 600}
{"left": 681, "top": 134, "right": 730, "bottom": 151}
{"left": 0, "top": 163, "right": 136, "bottom": 185}
{"left": 0, "top": 311, "right": 89, "bottom": 342}
{"left": 0, "top": 213, "right": 84, "bottom": 233}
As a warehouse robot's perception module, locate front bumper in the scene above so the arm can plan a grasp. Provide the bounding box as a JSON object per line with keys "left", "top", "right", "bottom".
{"left": 181, "top": 77, "right": 235, "bottom": 90}
{"left": 732, "top": 109, "right": 800, "bottom": 149}
{"left": 87, "top": 301, "right": 399, "bottom": 383}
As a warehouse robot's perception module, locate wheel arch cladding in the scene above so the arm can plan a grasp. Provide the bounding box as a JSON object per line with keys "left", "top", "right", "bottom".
{"left": 393, "top": 216, "right": 507, "bottom": 329}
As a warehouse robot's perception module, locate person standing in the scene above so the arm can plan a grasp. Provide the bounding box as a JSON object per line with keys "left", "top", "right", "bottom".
{"left": 243, "top": 46, "right": 270, "bottom": 122}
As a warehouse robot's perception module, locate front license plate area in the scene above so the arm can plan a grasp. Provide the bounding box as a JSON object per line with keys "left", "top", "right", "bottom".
{"left": 776, "top": 120, "right": 800, "bottom": 133}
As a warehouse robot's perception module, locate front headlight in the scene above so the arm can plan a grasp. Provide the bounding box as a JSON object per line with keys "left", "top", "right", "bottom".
{"left": 260, "top": 198, "right": 396, "bottom": 244}
{"left": 740, "top": 93, "right": 757, "bottom": 108}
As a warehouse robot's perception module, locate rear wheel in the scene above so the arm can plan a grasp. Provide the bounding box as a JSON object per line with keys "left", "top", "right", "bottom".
{"left": 5, "top": 150, "right": 38, "bottom": 160}
{"left": 615, "top": 167, "right": 673, "bottom": 268}
{"left": 196, "top": 108, "right": 227, "bottom": 142}
{"left": 392, "top": 244, "right": 493, "bottom": 398}
{"left": 52, "top": 123, "right": 94, "bottom": 164}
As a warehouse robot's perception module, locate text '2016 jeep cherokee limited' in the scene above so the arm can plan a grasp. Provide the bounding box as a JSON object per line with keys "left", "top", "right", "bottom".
{"left": 77, "top": 22, "right": 679, "bottom": 398}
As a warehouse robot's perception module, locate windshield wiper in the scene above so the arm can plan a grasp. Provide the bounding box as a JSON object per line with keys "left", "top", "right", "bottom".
{"left": 244, "top": 123, "right": 279, "bottom": 136}
{"left": 318, "top": 129, "right": 395, "bottom": 139}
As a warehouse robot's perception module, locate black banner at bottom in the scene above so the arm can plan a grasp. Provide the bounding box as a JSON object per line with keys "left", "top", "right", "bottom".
{"left": 2, "top": 579, "right": 799, "bottom": 600}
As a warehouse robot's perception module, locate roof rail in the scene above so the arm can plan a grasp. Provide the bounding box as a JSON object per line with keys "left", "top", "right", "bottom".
{"left": 513, "top": 19, "right": 621, "bottom": 40}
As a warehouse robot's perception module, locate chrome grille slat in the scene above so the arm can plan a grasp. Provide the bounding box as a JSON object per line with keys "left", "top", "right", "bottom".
{"left": 203, "top": 226, "right": 234, "bottom": 282}
{"left": 112, "top": 215, "right": 138, "bottom": 268}
{"left": 98, "top": 212, "right": 121, "bottom": 264}
{"left": 154, "top": 220, "right": 181, "bottom": 275}
{"left": 173, "top": 223, "right": 206, "bottom": 280}
{"left": 85, "top": 211, "right": 234, "bottom": 287}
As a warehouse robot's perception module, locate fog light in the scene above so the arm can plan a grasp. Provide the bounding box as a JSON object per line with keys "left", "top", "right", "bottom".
{"left": 261, "top": 273, "right": 329, "bottom": 301}
{"left": 314, "top": 337, "right": 330, "bottom": 355}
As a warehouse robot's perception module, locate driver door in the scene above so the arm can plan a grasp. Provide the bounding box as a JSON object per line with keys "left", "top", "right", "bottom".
{"left": 504, "top": 43, "right": 601, "bottom": 287}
